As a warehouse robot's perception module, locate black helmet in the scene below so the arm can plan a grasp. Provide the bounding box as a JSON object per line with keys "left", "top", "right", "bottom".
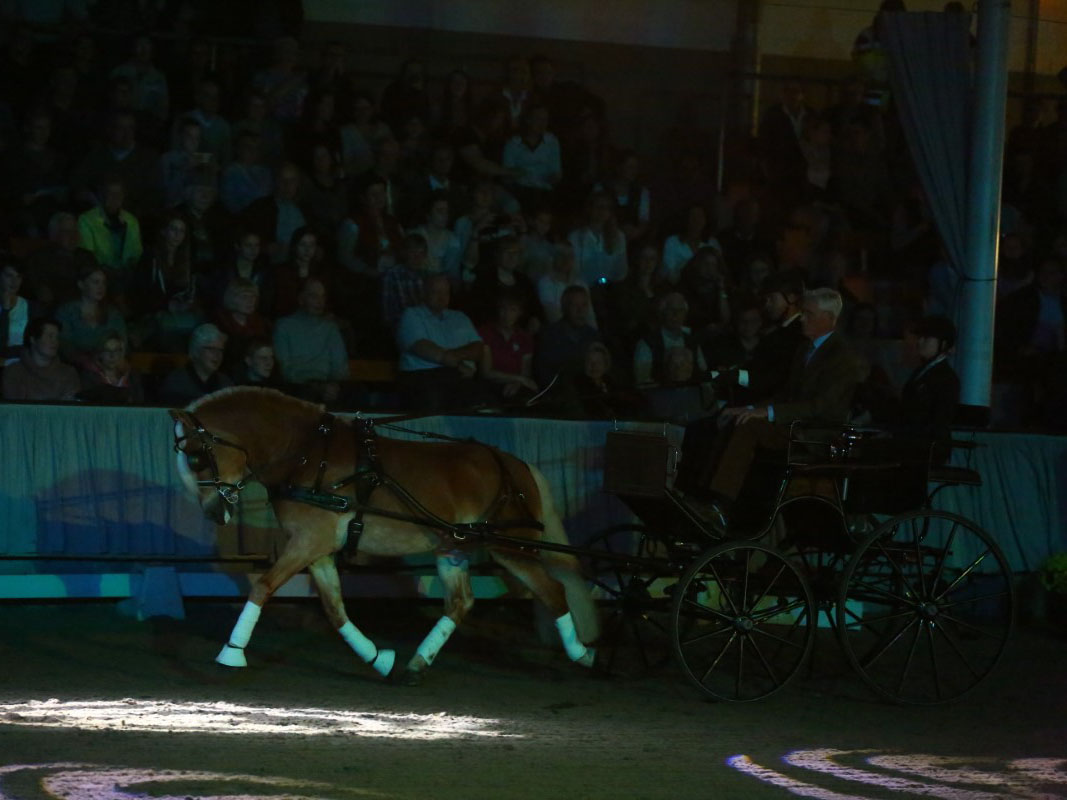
{"left": 913, "top": 315, "right": 957, "bottom": 348}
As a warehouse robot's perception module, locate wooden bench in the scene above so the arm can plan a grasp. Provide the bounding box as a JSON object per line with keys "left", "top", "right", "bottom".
{"left": 128, "top": 353, "right": 397, "bottom": 385}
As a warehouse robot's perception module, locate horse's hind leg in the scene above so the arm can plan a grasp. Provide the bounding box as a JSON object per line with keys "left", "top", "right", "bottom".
{"left": 490, "top": 550, "right": 595, "bottom": 668}
{"left": 399, "top": 550, "right": 474, "bottom": 684}
{"left": 307, "top": 556, "right": 395, "bottom": 677}
{"left": 216, "top": 545, "right": 316, "bottom": 667}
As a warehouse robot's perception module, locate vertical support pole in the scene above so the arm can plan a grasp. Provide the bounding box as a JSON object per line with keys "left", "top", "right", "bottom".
{"left": 959, "top": 0, "right": 1011, "bottom": 416}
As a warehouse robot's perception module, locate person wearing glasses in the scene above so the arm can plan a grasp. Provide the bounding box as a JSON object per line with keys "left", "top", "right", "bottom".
{"left": 157, "top": 322, "right": 232, "bottom": 404}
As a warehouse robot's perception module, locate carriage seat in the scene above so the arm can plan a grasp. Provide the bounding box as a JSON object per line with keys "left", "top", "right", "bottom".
{"left": 927, "top": 465, "right": 982, "bottom": 487}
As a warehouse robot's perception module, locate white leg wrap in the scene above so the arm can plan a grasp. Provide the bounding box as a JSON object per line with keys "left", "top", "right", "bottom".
{"left": 216, "top": 601, "right": 261, "bottom": 667}
{"left": 339, "top": 621, "right": 395, "bottom": 677}
{"left": 414, "top": 616, "right": 457, "bottom": 667}
{"left": 555, "top": 611, "right": 593, "bottom": 666}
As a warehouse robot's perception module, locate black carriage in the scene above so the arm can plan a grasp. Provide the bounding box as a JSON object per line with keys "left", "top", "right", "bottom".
{"left": 586, "top": 422, "right": 1015, "bottom": 704}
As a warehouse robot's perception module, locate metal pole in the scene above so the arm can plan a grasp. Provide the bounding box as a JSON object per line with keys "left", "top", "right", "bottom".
{"left": 959, "top": 0, "right": 1011, "bottom": 416}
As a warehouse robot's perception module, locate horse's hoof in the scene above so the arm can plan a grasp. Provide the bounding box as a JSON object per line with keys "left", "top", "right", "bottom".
{"left": 577, "top": 647, "right": 596, "bottom": 669}
{"left": 216, "top": 645, "right": 247, "bottom": 668}
{"left": 371, "top": 648, "right": 395, "bottom": 677}
{"left": 392, "top": 667, "right": 424, "bottom": 687}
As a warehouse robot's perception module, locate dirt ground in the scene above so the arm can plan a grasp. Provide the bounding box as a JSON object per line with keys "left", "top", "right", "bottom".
{"left": 0, "top": 599, "right": 1065, "bottom": 800}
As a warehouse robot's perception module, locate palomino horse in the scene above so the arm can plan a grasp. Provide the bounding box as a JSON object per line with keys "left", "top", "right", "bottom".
{"left": 170, "top": 387, "right": 598, "bottom": 683}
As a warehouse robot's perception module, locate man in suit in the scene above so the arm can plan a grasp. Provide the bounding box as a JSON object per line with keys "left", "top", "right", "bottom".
{"left": 707, "top": 287, "right": 868, "bottom": 507}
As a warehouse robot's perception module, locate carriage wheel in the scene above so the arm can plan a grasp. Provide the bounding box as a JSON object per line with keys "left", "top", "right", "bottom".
{"left": 837, "top": 510, "right": 1014, "bottom": 704}
{"left": 670, "top": 541, "right": 816, "bottom": 702}
{"left": 582, "top": 525, "right": 687, "bottom": 676}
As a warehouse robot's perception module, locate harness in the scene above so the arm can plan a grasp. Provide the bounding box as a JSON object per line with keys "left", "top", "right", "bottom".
{"left": 175, "top": 411, "right": 545, "bottom": 552}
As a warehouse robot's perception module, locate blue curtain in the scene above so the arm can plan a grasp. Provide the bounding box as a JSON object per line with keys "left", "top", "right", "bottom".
{"left": 881, "top": 12, "right": 973, "bottom": 277}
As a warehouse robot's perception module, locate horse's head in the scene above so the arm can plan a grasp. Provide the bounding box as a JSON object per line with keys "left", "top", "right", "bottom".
{"left": 169, "top": 408, "right": 253, "bottom": 525}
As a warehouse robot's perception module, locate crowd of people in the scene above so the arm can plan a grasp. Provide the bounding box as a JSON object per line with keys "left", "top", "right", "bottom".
{"left": 1, "top": 4, "right": 1065, "bottom": 434}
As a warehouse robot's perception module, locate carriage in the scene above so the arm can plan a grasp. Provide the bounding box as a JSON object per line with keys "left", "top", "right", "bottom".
{"left": 171, "top": 387, "right": 1013, "bottom": 704}
{"left": 586, "top": 422, "right": 1015, "bottom": 705}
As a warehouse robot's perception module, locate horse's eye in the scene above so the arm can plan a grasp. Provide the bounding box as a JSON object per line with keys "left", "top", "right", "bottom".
{"left": 186, "top": 451, "right": 207, "bottom": 472}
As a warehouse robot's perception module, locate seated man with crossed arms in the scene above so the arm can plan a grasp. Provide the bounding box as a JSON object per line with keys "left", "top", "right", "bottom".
{"left": 705, "top": 287, "right": 868, "bottom": 524}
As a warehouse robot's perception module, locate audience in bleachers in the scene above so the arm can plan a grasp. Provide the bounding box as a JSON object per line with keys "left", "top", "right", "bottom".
{"left": 0, "top": 9, "right": 1064, "bottom": 432}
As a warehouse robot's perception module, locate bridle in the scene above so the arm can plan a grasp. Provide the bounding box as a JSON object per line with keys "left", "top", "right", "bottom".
{"left": 173, "top": 412, "right": 257, "bottom": 505}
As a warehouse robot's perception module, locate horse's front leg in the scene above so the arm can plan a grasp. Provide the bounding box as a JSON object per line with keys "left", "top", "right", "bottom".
{"left": 216, "top": 545, "right": 316, "bottom": 668}
{"left": 398, "top": 549, "right": 473, "bottom": 685}
{"left": 307, "top": 555, "right": 395, "bottom": 677}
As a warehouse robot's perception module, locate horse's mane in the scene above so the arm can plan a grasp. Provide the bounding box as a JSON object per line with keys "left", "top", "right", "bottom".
{"left": 187, "top": 386, "right": 326, "bottom": 417}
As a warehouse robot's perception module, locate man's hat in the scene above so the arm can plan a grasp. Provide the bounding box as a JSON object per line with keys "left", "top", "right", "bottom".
{"left": 760, "top": 268, "right": 805, "bottom": 299}
{"left": 913, "top": 315, "right": 957, "bottom": 347}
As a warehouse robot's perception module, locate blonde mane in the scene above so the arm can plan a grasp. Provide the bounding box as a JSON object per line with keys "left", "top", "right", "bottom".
{"left": 187, "top": 386, "right": 326, "bottom": 416}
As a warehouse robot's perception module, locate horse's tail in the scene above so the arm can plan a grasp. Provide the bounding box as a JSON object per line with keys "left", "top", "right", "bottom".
{"left": 528, "top": 463, "right": 600, "bottom": 645}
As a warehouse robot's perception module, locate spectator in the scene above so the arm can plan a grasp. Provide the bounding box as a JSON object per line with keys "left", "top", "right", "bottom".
{"left": 369, "top": 136, "right": 404, "bottom": 217}
{"left": 231, "top": 337, "right": 284, "bottom": 389}
{"left": 337, "top": 173, "right": 403, "bottom": 276}
{"left": 204, "top": 231, "right": 273, "bottom": 314}
{"left": 835, "top": 117, "right": 891, "bottom": 230}
{"left": 395, "top": 273, "right": 486, "bottom": 412}
{"left": 1, "top": 259, "right": 31, "bottom": 361}
{"left": 288, "top": 89, "right": 342, "bottom": 172}
{"left": 502, "top": 103, "right": 561, "bottom": 209}
{"left": 157, "top": 323, "right": 233, "bottom": 405}
{"left": 597, "top": 149, "right": 652, "bottom": 243}
{"left": 23, "top": 212, "right": 96, "bottom": 310}
{"left": 175, "top": 170, "right": 228, "bottom": 271}
{"left": 538, "top": 240, "right": 592, "bottom": 326}
{"left": 453, "top": 96, "right": 520, "bottom": 184}
{"left": 705, "top": 300, "right": 763, "bottom": 372}
{"left": 799, "top": 115, "right": 834, "bottom": 200}
{"left": 559, "top": 106, "right": 610, "bottom": 215}
{"left": 569, "top": 190, "right": 627, "bottom": 285}
{"left": 677, "top": 246, "right": 732, "bottom": 341}
{"left": 661, "top": 204, "right": 720, "bottom": 286}
{"left": 633, "top": 292, "right": 709, "bottom": 386}
{"left": 71, "top": 111, "right": 161, "bottom": 218}
{"left": 412, "top": 193, "right": 464, "bottom": 282}
{"left": 719, "top": 198, "right": 773, "bottom": 281}
{"left": 1, "top": 317, "right": 80, "bottom": 401}
{"left": 758, "top": 82, "right": 812, "bottom": 211}
{"left": 559, "top": 340, "right": 631, "bottom": 419}
{"left": 214, "top": 278, "right": 272, "bottom": 371}
{"left": 273, "top": 227, "right": 328, "bottom": 319}
{"left": 242, "top": 162, "right": 307, "bottom": 265}
{"left": 77, "top": 178, "right": 144, "bottom": 292}
{"left": 465, "top": 234, "right": 542, "bottom": 330}
{"left": 477, "top": 291, "right": 538, "bottom": 401}
{"left": 221, "top": 131, "right": 274, "bottom": 214}
{"left": 535, "top": 284, "right": 600, "bottom": 385}
{"left": 434, "top": 69, "right": 473, "bottom": 139}
{"left": 380, "top": 58, "right": 431, "bottom": 133}
{"left": 300, "top": 143, "right": 348, "bottom": 239}
{"left": 252, "top": 37, "right": 308, "bottom": 123}
{"left": 76, "top": 331, "right": 145, "bottom": 404}
{"left": 500, "top": 56, "right": 532, "bottom": 127}
{"left": 520, "top": 206, "right": 557, "bottom": 280}
{"left": 0, "top": 109, "right": 67, "bottom": 237}
{"left": 399, "top": 142, "right": 466, "bottom": 230}
{"left": 110, "top": 35, "right": 169, "bottom": 123}
{"left": 273, "top": 278, "right": 350, "bottom": 405}
{"left": 339, "top": 89, "right": 389, "bottom": 177}
{"left": 606, "top": 241, "right": 661, "bottom": 353}
{"left": 135, "top": 213, "right": 197, "bottom": 319}
{"left": 55, "top": 264, "right": 128, "bottom": 368}
{"left": 737, "top": 253, "right": 775, "bottom": 302}
{"left": 642, "top": 345, "right": 716, "bottom": 424}
{"left": 161, "top": 116, "right": 207, "bottom": 208}
{"left": 233, "top": 91, "right": 285, "bottom": 167}
{"left": 380, "top": 233, "right": 432, "bottom": 330}
{"left": 453, "top": 179, "right": 515, "bottom": 282}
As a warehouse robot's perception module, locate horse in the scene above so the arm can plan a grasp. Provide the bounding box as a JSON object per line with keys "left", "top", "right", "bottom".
{"left": 169, "top": 386, "right": 598, "bottom": 683}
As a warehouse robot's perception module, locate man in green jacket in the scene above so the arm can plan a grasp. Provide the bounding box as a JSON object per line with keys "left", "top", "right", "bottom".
{"left": 77, "top": 177, "right": 144, "bottom": 288}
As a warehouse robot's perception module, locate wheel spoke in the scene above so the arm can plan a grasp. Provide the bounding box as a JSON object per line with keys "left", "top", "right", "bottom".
{"left": 930, "top": 619, "right": 982, "bottom": 679}
{"left": 929, "top": 521, "right": 960, "bottom": 592}
{"left": 937, "top": 611, "right": 1006, "bottom": 642}
{"left": 874, "top": 537, "right": 920, "bottom": 600}
{"left": 938, "top": 589, "right": 1010, "bottom": 610}
{"left": 750, "top": 597, "right": 807, "bottom": 622}
{"left": 746, "top": 634, "right": 780, "bottom": 685}
{"left": 750, "top": 563, "right": 788, "bottom": 613}
{"left": 742, "top": 548, "right": 751, "bottom": 610}
{"left": 842, "top": 606, "right": 915, "bottom": 628}
{"left": 895, "top": 619, "right": 923, "bottom": 696}
{"left": 934, "top": 551, "right": 993, "bottom": 601}
{"left": 925, "top": 622, "right": 941, "bottom": 701}
{"left": 680, "top": 624, "right": 734, "bottom": 647}
{"left": 681, "top": 596, "right": 735, "bottom": 624}
{"left": 701, "top": 631, "right": 738, "bottom": 683}
{"left": 861, "top": 617, "right": 917, "bottom": 670}
{"left": 847, "top": 578, "right": 919, "bottom": 607}
{"left": 735, "top": 635, "right": 745, "bottom": 700}
{"left": 707, "top": 562, "right": 740, "bottom": 615}
{"left": 912, "top": 517, "right": 927, "bottom": 596}
{"left": 750, "top": 624, "right": 806, "bottom": 650}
